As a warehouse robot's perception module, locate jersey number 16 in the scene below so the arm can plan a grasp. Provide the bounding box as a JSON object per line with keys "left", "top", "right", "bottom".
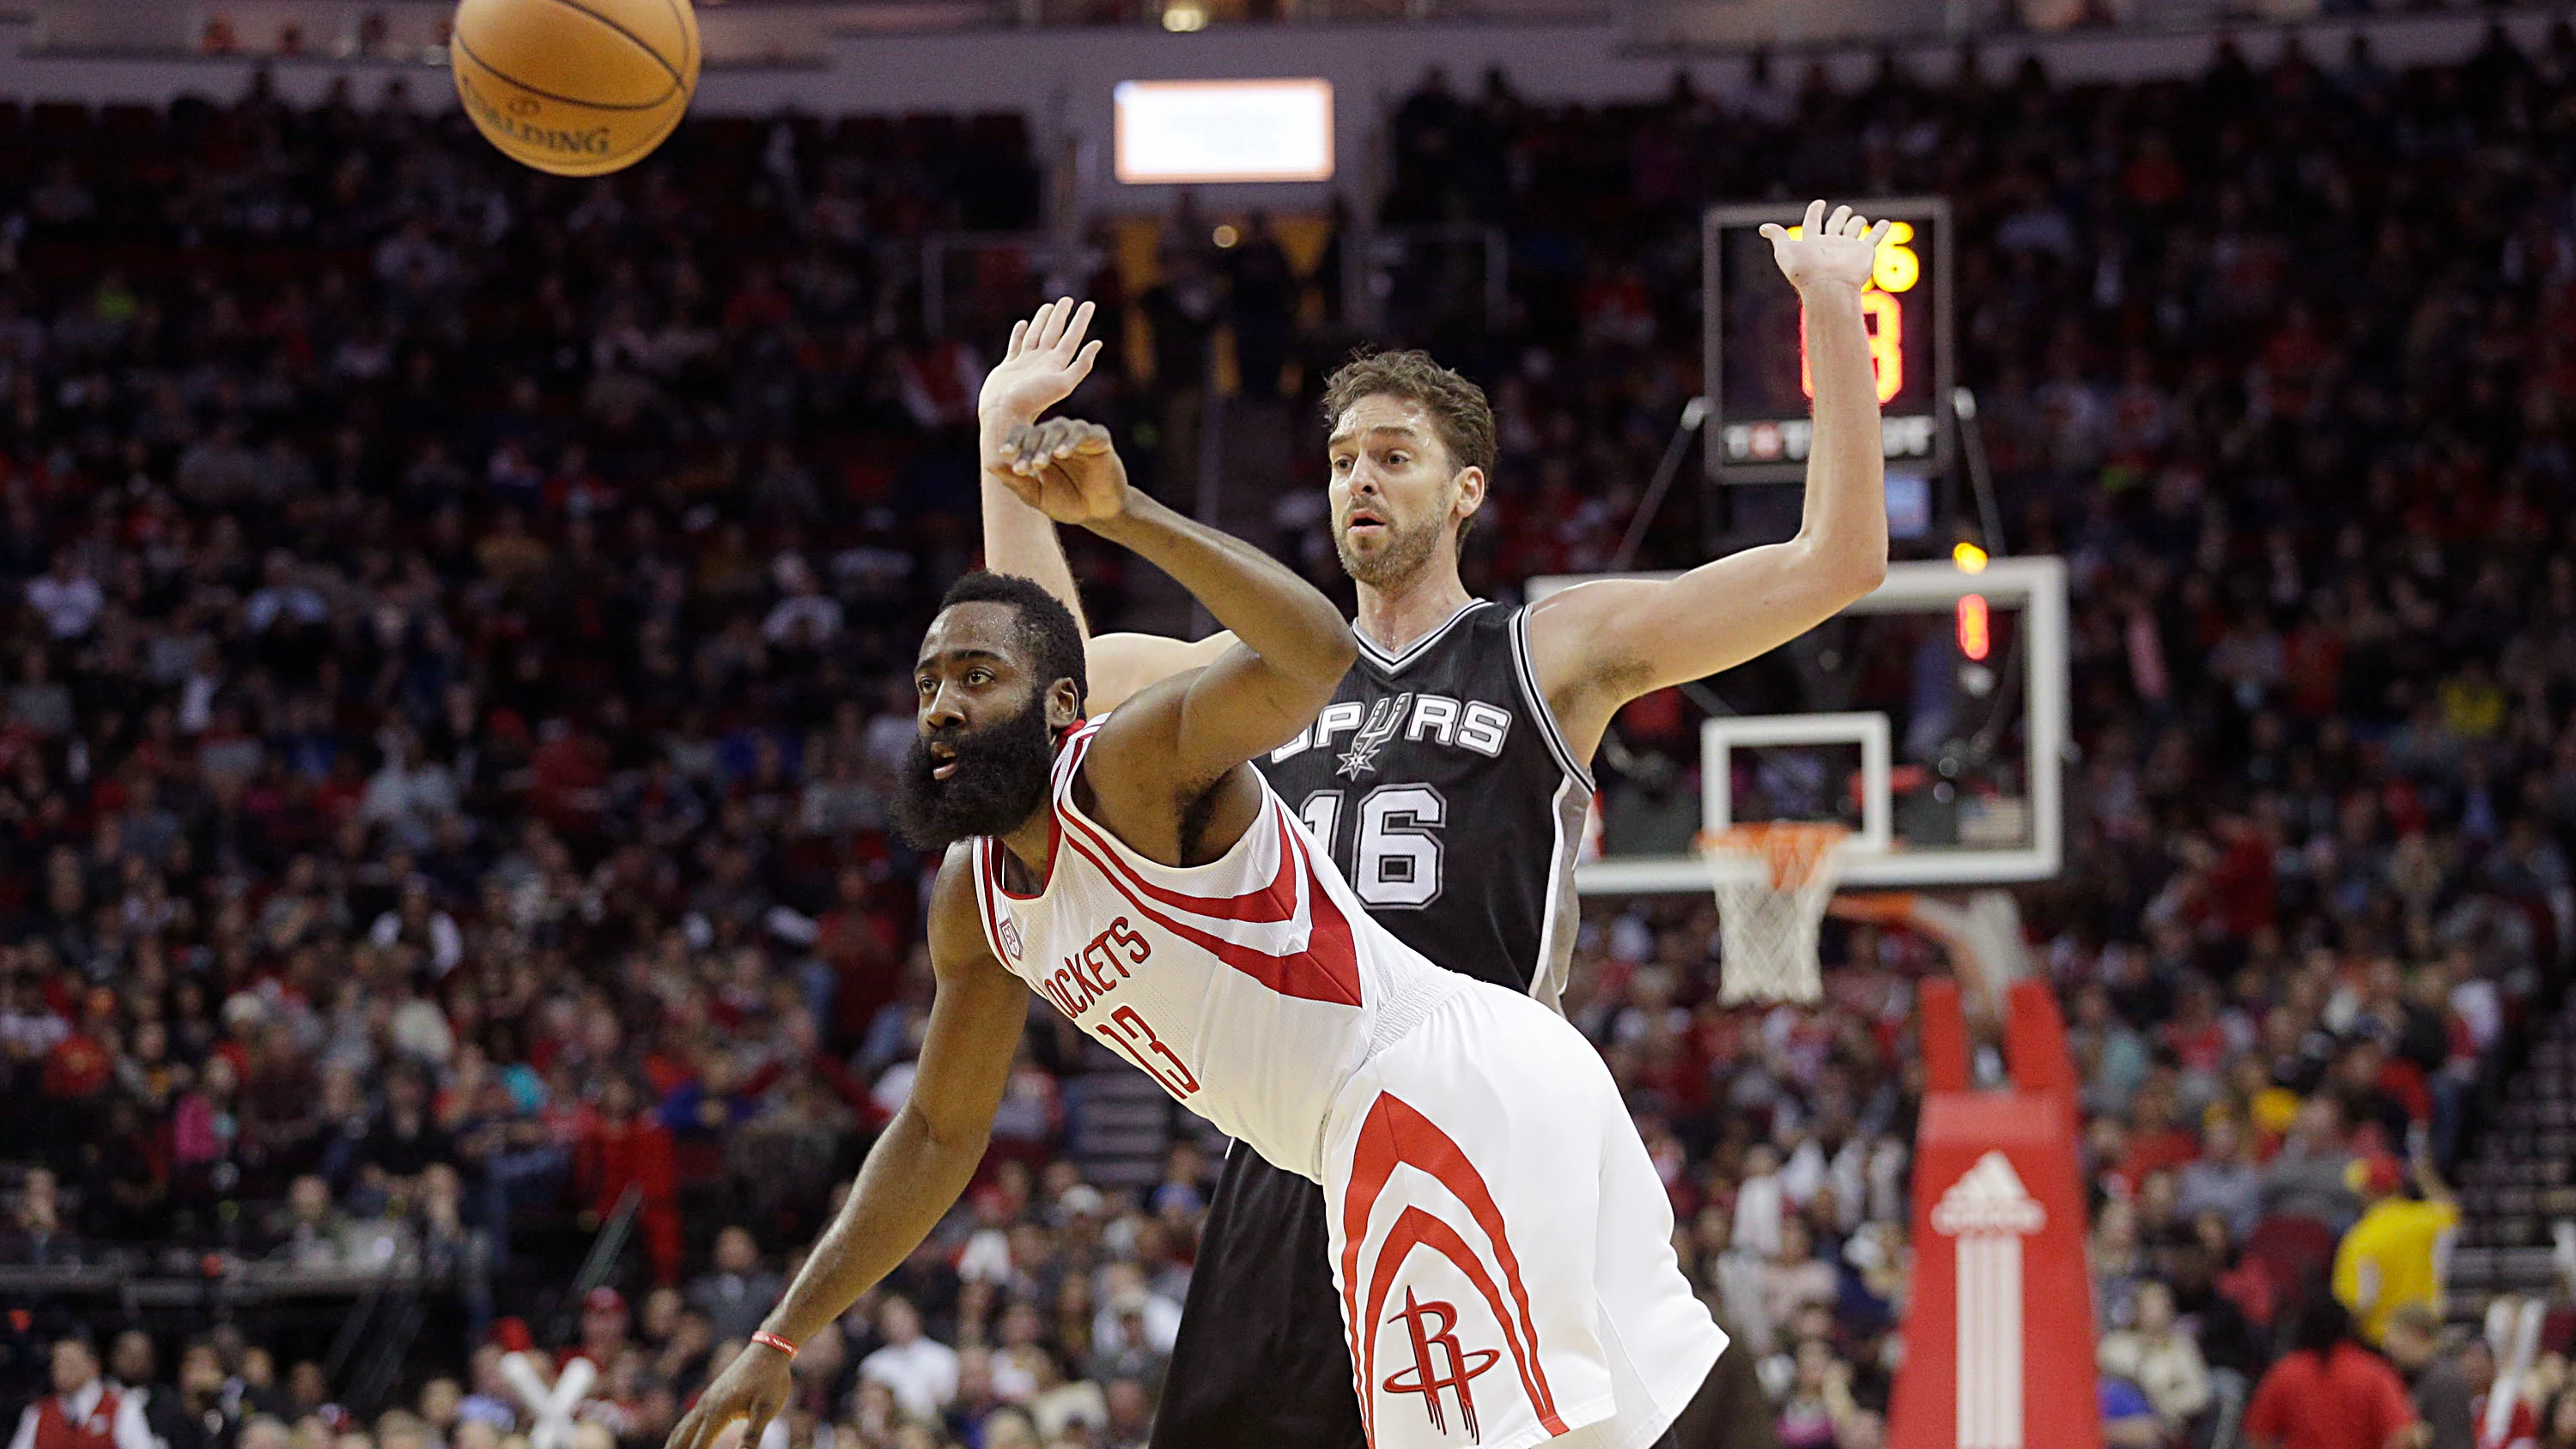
{"left": 1297, "top": 786, "right": 1446, "bottom": 908}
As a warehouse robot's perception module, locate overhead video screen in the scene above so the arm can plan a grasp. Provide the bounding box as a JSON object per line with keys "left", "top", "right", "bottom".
{"left": 1114, "top": 79, "right": 1334, "bottom": 185}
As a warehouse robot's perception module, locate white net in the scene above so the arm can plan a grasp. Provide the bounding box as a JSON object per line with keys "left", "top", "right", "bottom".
{"left": 1698, "top": 823, "right": 1851, "bottom": 1005}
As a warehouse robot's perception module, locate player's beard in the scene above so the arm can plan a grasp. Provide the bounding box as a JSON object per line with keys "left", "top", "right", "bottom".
{"left": 890, "top": 693, "right": 1059, "bottom": 852}
{"left": 1334, "top": 512, "right": 1446, "bottom": 591}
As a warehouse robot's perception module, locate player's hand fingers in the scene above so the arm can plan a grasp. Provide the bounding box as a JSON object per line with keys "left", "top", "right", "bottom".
{"left": 1070, "top": 421, "right": 1114, "bottom": 454}
{"left": 1053, "top": 300, "right": 1095, "bottom": 356}
{"left": 996, "top": 455, "right": 1045, "bottom": 503}
{"left": 1758, "top": 222, "right": 1784, "bottom": 243}
{"left": 1070, "top": 338, "right": 1103, "bottom": 382}
{"left": 1864, "top": 218, "right": 1893, "bottom": 250}
{"left": 1803, "top": 198, "right": 1826, "bottom": 234}
{"left": 1019, "top": 418, "right": 1070, "bottom": 466}
{"left": 1004, "top": 421, "right": 1045, "bottom": 472}
{"left": 741, "top": 1410, "right": 772, "bottom": 1449}
{"left": 1019, "top": 419, "right": 1057, "bottom": 465}
{"left": 1026, "top": 300, "right": 1054, "bottom": 349}
{"left": 1827, "top": 203, "right": 1852, "bottom": 237}
{"left": 1037, "top": 296, "right": 1075, "bottom": 349}
{"left": 1005, "top": 318, "right": 1028, "bottom": 358}
{"left": 668, "top": 1405, "right": 708, "bottom": 1449}
{"left": 1048, "top": 417, "right": 1085, "bottom": 458}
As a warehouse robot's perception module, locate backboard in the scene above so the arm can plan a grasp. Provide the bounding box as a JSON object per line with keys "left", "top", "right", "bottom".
{"left": 1528, "top": 555, "right": 2067, "bottom": 894}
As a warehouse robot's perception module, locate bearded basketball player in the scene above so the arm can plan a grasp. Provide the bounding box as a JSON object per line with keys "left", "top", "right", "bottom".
{"left": 974, "top": 202, "right": 1894, "bottom": 1449}
{"left": 670, "top": 417, "right": 1729, "bottom": 1449}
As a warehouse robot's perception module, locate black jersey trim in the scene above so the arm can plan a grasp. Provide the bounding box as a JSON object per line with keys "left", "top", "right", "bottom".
{"left": 1506, "top": 606, "right": 1597, "bottom": 794}
{"left": 1352, "top": 599, "right": 1491, "bottom": 675}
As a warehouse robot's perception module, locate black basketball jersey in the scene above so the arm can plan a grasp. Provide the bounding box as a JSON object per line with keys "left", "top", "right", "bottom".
{"left": 1251, "top": 600, "right": 1593, "bottom": 1003}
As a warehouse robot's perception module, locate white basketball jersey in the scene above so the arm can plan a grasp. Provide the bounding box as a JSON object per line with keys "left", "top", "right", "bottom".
{"left": 967, "top": 718, "right": 1463, "bottom": 1181}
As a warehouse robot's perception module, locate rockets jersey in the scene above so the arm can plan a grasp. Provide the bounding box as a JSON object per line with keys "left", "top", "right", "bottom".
{"left": 968, "top": 718, "right": 1465, "bottom": 1182}
{"left": 1253, "top": 601, "right": 1595, "bottom": 1007}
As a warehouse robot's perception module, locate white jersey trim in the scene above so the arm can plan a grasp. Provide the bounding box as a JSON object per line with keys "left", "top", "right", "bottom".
{"left": 1505, "top": 606, "right": 1597, "bottom": 794}
{"left": 1353, "top": 599, "right": 1492, "bottom": 676}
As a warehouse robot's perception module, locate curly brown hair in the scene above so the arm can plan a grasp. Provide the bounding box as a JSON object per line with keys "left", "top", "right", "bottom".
{"left": 1320, "top": 349, "right": 1497, "bottom": 487}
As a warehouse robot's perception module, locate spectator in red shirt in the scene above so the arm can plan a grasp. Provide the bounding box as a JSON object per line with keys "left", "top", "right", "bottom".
{"left": 2245, "top": 1297, "right": 2421, "bottom": 1449}
{"left": 572, "top": 1076, "right": 680, "bottom": 1287}
{"left": 2112, "top": 1074, "right": 2202, "bottom": 1198}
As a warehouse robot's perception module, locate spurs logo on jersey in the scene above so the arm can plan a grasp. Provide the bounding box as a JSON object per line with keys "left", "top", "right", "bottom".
{"left": 1255, "top": 601, "right": 1595, "bottom": 1008}
{"left": 1337, "top": 693, "right": 1414, "bottom": 779}
{"left": 1276, "top": 694, "right": 1512, "bottom": 771}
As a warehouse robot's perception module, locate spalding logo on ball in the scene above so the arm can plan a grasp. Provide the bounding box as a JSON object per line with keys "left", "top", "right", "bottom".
{"left": 452, "top": 0, "right": 700, "bottom": 176}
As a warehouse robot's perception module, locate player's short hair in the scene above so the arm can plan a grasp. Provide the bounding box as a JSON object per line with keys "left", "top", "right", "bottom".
{"left": 937, "top": 571, "right": 1088, "bottom": 706}
{"left": 1321, "top": 349, "right": 1496, "bottom": 540}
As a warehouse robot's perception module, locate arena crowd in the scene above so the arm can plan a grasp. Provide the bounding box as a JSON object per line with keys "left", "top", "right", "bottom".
{"left": 11, "top": 21, "right": 2576, "bottom": 1449}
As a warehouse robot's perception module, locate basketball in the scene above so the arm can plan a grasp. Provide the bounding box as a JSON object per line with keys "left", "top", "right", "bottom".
{"left": 450, "top": 0, "right": 700, "bottom": 177}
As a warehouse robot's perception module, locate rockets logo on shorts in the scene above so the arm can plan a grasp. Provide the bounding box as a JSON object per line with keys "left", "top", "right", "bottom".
{"left": 1382, "top": 1288, "right": 1501, "bottom": 1441}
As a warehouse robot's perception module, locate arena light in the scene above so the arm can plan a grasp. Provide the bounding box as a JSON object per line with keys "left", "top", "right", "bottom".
{"left": 1114, "top": 79, "right": 1334, "bottom": 184}
{"left": 1953, "top": 541, "right": 1989, "bottom": 573}
{"left": 1159, "top": 3, "right": 1206, "bottom": 31}
{"left": 1956, "top": 592, "right": 1990, "bottom": 662}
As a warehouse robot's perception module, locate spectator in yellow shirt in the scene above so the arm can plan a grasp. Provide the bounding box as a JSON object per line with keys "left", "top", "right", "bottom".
{"left": 2332, "top": 1147, "right": 2460, "bottom": 1347}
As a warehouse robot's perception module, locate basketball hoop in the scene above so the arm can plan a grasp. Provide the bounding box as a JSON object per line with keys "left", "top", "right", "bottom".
{"left": 1696, "top": 822, "right": 1852, "bottom": 1005}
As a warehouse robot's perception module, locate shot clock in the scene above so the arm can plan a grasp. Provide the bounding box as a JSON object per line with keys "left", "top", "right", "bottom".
{"left": 1704, "top": 197, "right": 1953, "bottom": 485}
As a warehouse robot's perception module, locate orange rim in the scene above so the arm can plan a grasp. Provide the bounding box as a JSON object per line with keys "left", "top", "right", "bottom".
{"left": 1826, "top": 891, "right": 1920, "bottom": 926}
{"left": 1695, "top": 822, "right": 1852, "bottom": 892}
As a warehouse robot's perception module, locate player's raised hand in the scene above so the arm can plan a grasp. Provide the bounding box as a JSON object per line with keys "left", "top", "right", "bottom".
{"left": 978, "top": 297, "right": 1104, "bottom": 430}
{"left": 663, "top": 1340, "right": 792, "bottom": 1449}
{"left": 1758, "top": 200, "right": 1892, "bottom": 295}
{"left": 993, "top": 416, "right": 1130, "bottom": 526}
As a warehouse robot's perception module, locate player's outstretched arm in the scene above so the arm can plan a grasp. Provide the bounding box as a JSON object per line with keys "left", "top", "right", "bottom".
{"left": 1528, "top": 199, "right": 1893, "bottom": 761}
{"left": 663, "top": 850, "right": 1026, "bottom": 1449}
{"left": 976, "top": 297, "right": 1239, "bottom": 712}
{"left": 979, "top": 298, "right": 1103, "bottom": 633}
{"left": 993, "top": 416, "right": 1355, "bottom": 792}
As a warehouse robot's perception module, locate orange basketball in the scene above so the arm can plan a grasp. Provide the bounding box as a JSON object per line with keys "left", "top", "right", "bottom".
{"left": 450, "top": 0, "right": 699, "bottom": 177}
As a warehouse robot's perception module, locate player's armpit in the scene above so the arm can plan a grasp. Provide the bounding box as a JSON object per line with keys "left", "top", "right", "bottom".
{"left": 1084, "top": 630, "right": 1238, "bottom": 716}
{"left": 1074, "top": 661, "right": 1285, "bottom": 870}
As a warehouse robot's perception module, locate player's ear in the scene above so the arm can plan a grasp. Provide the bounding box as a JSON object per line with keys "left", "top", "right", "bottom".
{"left": 1451, "top": 465, "right": 1487, "bottom": 530}
{"left": 1046, "top": 677, "right": 1084, "bottom": 729}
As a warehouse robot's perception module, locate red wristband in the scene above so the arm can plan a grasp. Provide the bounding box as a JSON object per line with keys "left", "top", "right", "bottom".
{"left": 750, "top": 1331, "right": 797, "bottom": 1359}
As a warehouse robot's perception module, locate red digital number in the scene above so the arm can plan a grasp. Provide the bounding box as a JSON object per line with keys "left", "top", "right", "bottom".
{"left": 1799, "top": 290, "right": 1905, "bottom": 405}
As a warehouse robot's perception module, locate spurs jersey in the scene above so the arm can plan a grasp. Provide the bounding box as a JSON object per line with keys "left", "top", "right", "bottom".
{"left": 1253, "top": 602, "right": 1594, "bottom": 1007}
{"left": 968, "top": 718, "right": 1464, "bottom": 1180}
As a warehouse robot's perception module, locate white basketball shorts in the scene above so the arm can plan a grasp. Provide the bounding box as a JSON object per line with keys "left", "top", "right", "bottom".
{"left": 1320, "top": 982, "right": 1730, "bottom": 1449}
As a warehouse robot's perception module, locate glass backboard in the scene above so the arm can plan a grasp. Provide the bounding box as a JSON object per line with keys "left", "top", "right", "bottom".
{"left": 1528, "top": 555, "right": 2067, "bottom": 894}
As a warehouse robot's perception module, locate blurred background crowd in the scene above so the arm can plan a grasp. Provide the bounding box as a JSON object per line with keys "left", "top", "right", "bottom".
{"left": 12, "top": 17, "right": 2576, "bottom": 1449}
